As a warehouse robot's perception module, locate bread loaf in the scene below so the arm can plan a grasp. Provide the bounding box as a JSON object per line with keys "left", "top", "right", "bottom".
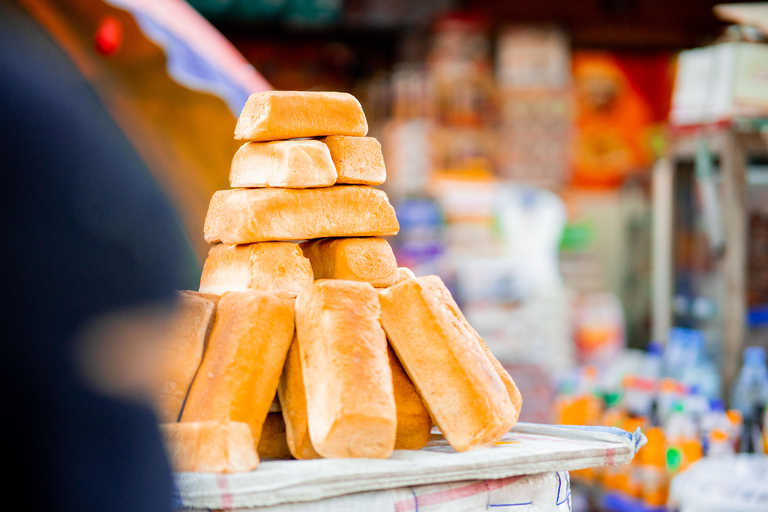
{"left": 384, "top": 272, "right": 522, "bottom": 419}
{"left": 378, "top": 276, "right": 519, "bottom": 452}
{"left": 388, "top": 344, "right": 432, "bottom": 450}
{"left": 299, "top": 237, "right": 397, "bottom": 287}
{"left": 180, "top": 290, "right": 221, "bottom": 305}
{"left": 257, "top": 413, "right": 293, "bottom": 460}
{"left": 277, "top": 336, "right": 321, "bottom": 460}
{"left": 180, "top": 292, "right": 294, "bottom": 450}
{"left": 204, "top": 186, "right": 399, "bottom": 244}
{"left": 154, "top": 292, "right": 215, "bottom": 422}
{"left": 394, "top": 266, "right": 416, "bottom": 284}
{"left": 321, "top": 136, "right": 386, "bottom": 185}
{"left": 295, "top": 280, "right": 396, "bottom": 458}
{"left": 235, "top": 91, "right": 367, "bottom": 142}
{"left": 199, "top": 242, "right": 313, "bottom": 299}
{"left": 480, "top": 341, "right": 523, "bottom": 424}
{"left": 230, "top": 140, "right": 337, "bottom": 188}
{"left": 161, "top": 421, "right": 259, "bottom": 473}
{"left": 269, "top": 393, "right": 281, "bottom": 413}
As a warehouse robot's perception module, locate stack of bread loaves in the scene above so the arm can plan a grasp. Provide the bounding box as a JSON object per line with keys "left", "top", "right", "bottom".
{"left": 156, "top": 91, "right": 522, "bottom": 474}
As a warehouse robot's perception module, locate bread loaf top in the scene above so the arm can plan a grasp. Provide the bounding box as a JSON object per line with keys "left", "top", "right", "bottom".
{"left": 235, "top": 91, "right": 368, "bottom": 142}
{"left": 204, "top": 186, "right": 399, "bottom": 244}
{"left": 230, "top": 140, "right": 337, "bottom": 189}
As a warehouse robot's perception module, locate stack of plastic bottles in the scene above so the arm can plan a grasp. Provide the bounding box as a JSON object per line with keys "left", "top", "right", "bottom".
{"left": 554, "top": 329, "right": 768, "bottom": 512}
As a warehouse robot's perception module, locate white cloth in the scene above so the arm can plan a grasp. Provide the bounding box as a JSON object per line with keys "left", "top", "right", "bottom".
{"left": 193, "top": 471, "right": 571, "bottom": 511}
{"left": 175, "top": 423, "right": 644, "bottom": 510}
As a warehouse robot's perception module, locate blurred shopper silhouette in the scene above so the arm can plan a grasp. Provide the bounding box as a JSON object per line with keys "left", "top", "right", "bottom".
{"left": 0, "top": 1, "right": 198, "bottom": 510}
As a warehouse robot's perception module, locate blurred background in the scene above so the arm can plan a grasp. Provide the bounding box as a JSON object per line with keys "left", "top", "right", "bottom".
{"left": 13, "top": 0, "right": 768, "bottom": 510}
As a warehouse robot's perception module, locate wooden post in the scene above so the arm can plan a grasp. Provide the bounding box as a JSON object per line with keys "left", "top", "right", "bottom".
{"left": 652, "top": 158, "right": 674, "bottom": 345}
{"left": 719, "top": 129, "right": 748, "bottom": 398}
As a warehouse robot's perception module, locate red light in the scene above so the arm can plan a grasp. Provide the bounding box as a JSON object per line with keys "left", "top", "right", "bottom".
{"left": 95, "top": 16, "right": 122, "bottom": 56}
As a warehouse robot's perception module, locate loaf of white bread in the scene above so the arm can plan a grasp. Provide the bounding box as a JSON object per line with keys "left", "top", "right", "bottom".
{"left": 300, "top": 237, "right": 397, "bottom": 287}
{"left": 199, "top": 242, "right": 313, "bottom": 298}
{"left": 230, "top": 140, "right": 337, "bottom": 189}
{"left": 180, "top": 292, "right": 294, "bottom": 451}
{"left": 235, "top": 91, "right": 367, "bottom": 142}
{"left": 379, "top": 275, "right": 521, "bottom": 452}
{"left": 277, "top": 336, "right": 322, "bottom": 460}
{"left": 204, "top": 186, "right": 399, "bottom": 244}
{"left": 161, "top": 421, "right": 259, "bottom": 473}
{"left": 321, "top": 135, "right": 386, "bottom": 185}
{"left": 394, "top": 266, "right": 416, "bottom": 284}
{"left": 154, "top": 291, "right": 216, "bottom": 423}
{"left": 387, "top": 344, "right": 432, "bottom": 450}
{"left": 295, "top": 280, "right": 396, "bottom": 459}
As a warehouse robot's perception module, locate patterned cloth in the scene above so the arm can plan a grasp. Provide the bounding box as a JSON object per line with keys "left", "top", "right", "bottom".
{"left": 175, "top": 423, "right": 644, "bottom": 510}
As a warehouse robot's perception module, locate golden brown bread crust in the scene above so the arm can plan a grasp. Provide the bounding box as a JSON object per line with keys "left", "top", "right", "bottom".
{"left": 199, "top": 242, "right": 314, "bottom": 299}
{"left": 378, "top": 276, "right": 519, "bottom": 452}
{"left": 235, "top": 91, "right": 367, "bottom": 142}
{"left": 161, "top": 421, "right": 259, "bottom": 473}
{"left": 394, "top": 267, "right": 416, "bottom": 284}
{"left": 154, "top": 292, "right": 216, "bottom": 423}
{"left": 230, "top": 140, "right": 337, "bottom": 188}
{"left": 204, "top": 186, "right": 399, "bottom": 244}
{"left": 387, "top": 344, "right": 432, "bottom": 450}
{"left": 295, "top": 280, "right": 396, "bottom": 458}
{"left": 299, "top": 237, "right": 397, "bottom": 287}
{"left": 321, "top": 136, "right": 386, "bottom": 185}
{"left": 257, "top": 413, "right": 293, "bottom": 460}
{"left": 180, "top": 292, "right": 295, "bottom": 450}
{"left": 277, "top": 336, "right": 322, "bottom": 460}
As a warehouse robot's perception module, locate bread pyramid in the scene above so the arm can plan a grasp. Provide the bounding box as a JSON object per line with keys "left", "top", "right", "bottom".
{"left": 158, "top": 91, "right": 521, "bottom": 472}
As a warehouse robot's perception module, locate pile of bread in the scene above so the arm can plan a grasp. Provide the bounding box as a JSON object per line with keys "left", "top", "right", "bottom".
{"left": 156, "top": 91, "right": 522, "bottom": 473}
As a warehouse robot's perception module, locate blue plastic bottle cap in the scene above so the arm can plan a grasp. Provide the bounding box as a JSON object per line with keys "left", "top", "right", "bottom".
{"left": 744, "top": 347, "right": 766, "bottom": 363}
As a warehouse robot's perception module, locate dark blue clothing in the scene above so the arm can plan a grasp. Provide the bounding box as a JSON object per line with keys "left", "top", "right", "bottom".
{"left": 0, "top": 1, "right": 199, "bottom": 509}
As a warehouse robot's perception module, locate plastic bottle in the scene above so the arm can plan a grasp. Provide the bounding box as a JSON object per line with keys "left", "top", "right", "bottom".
{"left": 707, "top": 428, "right": 735, "bottom": 457}
{"left": 683, "top": 385, "right": 710, "bottom": 428}
{"left": 671, "top": 328, "right": 722, "bottom": 400}
{"left": 662, "top": 328, "right": 687, "bottom": 379}
{"left": 738, "top": 404, "right": 766, "bottom": 454}
{"left": 726, "top": 409, "right": 743, "bottom": 452}
{"left": 640, "top": 427, "right": 669, "bottom": 508}
{"left": 731, "top": 347, "right": 768, "bottom": 416}
{"left": 602, "top": 391, "right": 627, "bottom": 429}
{"left": 666, "top": 402, "right": 697, "bottom": 444}
{"left": 657, "top": 378, "right": 685, "bottom": 425}
{"left": 700, "top": 399, "right": 736, "bottom": 455}
{"left": 623, "top": 375, "right": 655, "bottom": 418}
{"left": 665, "top": 402, "right": 701, "bottom": 473}
{"left": 641, "top": 340, "right": 663, "bottom": 382}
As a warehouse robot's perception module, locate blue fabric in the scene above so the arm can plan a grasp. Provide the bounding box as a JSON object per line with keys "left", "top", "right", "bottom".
{"left": 132, "top": 11, "right": 251, "bottom": 116}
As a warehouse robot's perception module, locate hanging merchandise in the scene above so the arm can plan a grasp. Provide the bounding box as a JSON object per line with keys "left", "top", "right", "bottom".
{"left": 571, "top": 52, "right": 672, "bottom": 189}
{"left": 694, "top": 138, "right": 724, "bottom": 253}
